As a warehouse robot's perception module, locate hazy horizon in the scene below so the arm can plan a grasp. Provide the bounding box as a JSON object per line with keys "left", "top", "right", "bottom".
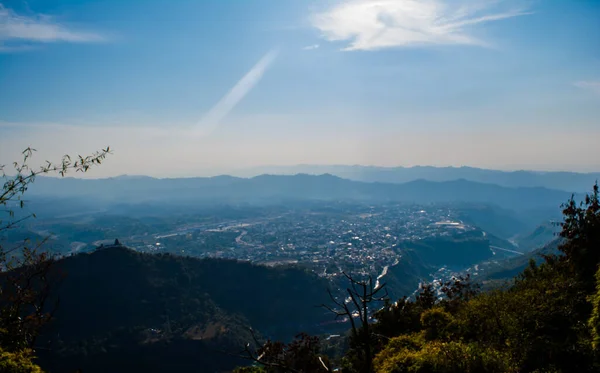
{"left": 29, "top": 162, "right": 600, "bottom": 181}
{"left": 1, "top": 0, "right": 599, "bottom": 177}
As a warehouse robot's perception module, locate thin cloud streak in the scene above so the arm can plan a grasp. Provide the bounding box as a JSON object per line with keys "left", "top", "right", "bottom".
{"left": 311, "top": 0, "right": 531, "bottom": 51}
{"left": 303, "top": 44, "right": 320, "bottom": 50}
{"left": 193, "top": 49, "right": 279, "bottom": 137}
{"left": 0, "top": 4, "right": 105, "bottom": 50}
{"left": 574, "top": 81, "right": 600, "bottom": 95}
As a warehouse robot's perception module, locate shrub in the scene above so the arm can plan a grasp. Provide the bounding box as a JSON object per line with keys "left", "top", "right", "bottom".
{"left": 374, "top": 336, "right": 516, "bottom": 373}
{"left": 0, "top": 348, "right": 43, "bottom": 373}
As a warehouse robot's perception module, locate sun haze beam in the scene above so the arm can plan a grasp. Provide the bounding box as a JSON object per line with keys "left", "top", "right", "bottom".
{"left": 193, "top": 49, "right": 279, "bottom": 137}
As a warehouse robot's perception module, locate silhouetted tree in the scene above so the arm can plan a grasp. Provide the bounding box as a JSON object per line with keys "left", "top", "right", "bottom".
{"left": 323, "top": 272, "right": 388, "bottom": 373}
{"left": 439, "top": 274, "right": 480, "bottom": 312}
{"left": 238, "top": 332, "right": 330, "bottom": 373}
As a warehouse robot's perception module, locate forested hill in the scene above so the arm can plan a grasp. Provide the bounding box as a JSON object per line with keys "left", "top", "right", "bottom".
{"left": 36, "top": 246, "right": 332, "bottom": 373}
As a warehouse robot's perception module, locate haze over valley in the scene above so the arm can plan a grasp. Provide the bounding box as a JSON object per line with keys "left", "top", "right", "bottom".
{"left": 1, "top": 0, "right": 599, "bottom": 372}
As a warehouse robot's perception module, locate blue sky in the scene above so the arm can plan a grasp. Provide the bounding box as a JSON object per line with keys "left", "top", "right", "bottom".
{"left": 0, "top": 0, "right": 599, "bottom": 177}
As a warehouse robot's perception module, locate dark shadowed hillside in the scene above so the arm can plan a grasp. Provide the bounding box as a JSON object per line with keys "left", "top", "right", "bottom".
{"left": 35, "top": 246, "right": 332, "bottom": 373}
{"left": 479, "top": 239, "right": 563, "bottom": 284}
{"left": 455, "top": 204, "right": 529, "bottom": 239}
{"left": 400, "top": 235, "right": 494, "bottom": 268}
{"left": 514, "top": 222, "right": 560, "bottom": 252}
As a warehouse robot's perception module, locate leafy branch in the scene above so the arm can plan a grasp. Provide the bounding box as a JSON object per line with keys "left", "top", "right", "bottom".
{"left": 0, "top": 147, "right": 110, "bottom": 352}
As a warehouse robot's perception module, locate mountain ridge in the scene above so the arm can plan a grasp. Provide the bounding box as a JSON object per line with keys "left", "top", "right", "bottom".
{"left": 229, "top": 165, "right": 600, "bottom": 192}
{"left": 27, "top": 174, "right": 576, "bottom": 214}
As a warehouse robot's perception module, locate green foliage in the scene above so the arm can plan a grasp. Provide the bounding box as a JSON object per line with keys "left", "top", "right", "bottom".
{"left": 371, "top": 249, "right": 595, "bottom": 372}
{"left": 374, "top": 335, "right": 516, "bottom": 373}
{"left": 589, "top": 266, "right": 600, "bottom": 351}
{"left": 420, "top": 308, "right": 453, "bottom": 341}
{"left": 373, "top": 284, "right": 437, "bottom": 342}
{"left": 0, "top": 348, "right": 43, "bottom": 373}
{"left": 558, "top": 182, "right": 600, "bottom": 288}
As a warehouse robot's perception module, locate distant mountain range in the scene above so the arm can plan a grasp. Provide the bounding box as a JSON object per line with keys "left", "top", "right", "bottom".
{"left": 231, "top": 165, "right": 599, "bottom": 193}
{"left": 28, "top": 174, "right": 578, "bottom": 214}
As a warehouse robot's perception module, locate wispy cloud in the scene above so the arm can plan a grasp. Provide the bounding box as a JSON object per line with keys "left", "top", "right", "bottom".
{"left": 574, "top": 81, "right": 600, "bottom": 95}
{"left": 310, "top": 0, "right": 531, "bottom": 51}
{"left": 194, "top": 49, "right": 279, "bottom": 137}
{"left": 0, "top": 4, "right": 105, "bottom": 51}
{"left": 302, "top": 44, "right": 320, "bottom": 50}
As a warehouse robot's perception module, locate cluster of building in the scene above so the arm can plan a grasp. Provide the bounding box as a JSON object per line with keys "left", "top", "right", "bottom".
{"left": 139, "top": 204, "right": 480, "bottom": 280}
